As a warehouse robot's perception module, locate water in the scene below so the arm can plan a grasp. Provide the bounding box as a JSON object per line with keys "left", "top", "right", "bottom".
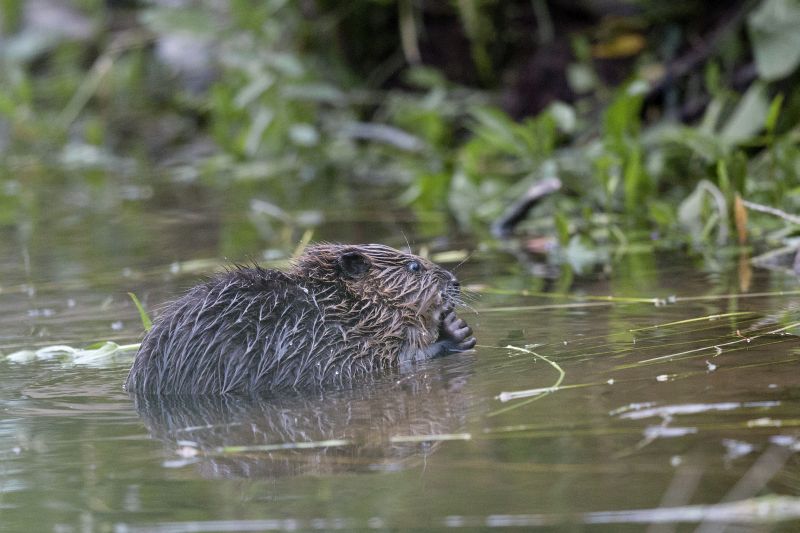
{"left": 1, "top": 182, "right": 799, "bottom": 531}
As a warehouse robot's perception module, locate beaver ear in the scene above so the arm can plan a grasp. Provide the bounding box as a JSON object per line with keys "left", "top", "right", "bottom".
{"left": 338, "top": 251, "right": 371, "bottom": 278}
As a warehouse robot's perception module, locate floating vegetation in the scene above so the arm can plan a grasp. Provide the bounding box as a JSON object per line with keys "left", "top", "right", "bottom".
{"left": 2, "top": 1, "right": 800, "bottom": 270}
{"left": 627, "top": 312, "right": 758, "bottom": 332}
{"left": 489, "top": 345, "right": 565, "bottom": 417}
{"left": 216, "top": 439, "right": 353, "bottom": 454}
{"left": 476, "top": 289, "right": 800, "bottom": 311}
{"left": 483, "top": 292, "right": 800, "bottom": 417}
{"left": 390, "top": 433, "right": 473, "bottom": 444}
{"left": 2, "top": 341, "right": 139, "bottom": 366}
{"left": 634, "top": 321, "right": 800, "bottom": 365}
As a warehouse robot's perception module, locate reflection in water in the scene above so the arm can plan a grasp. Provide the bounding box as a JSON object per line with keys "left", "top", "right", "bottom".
{"left": 3, "top": 227, "right": 800, "bottom": 530}
{"left": 132, "top": 355, "right": 477, "bottom": 478}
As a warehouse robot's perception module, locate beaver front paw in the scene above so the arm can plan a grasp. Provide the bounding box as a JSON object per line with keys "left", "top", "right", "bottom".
{"left": 441, "top": 310, "right": 476, "bottom": 352}
{"left": 414, "top": 310, "right": 476, "bottom": 360}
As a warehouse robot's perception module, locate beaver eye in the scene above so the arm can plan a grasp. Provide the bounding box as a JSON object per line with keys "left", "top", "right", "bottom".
{"left": 406, "top": 260, "right": 422, "bottom": 273}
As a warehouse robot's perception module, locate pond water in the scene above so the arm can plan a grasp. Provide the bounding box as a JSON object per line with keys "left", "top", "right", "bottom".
{"left": 0, "top": 181, "right": 799, "bottom": 531}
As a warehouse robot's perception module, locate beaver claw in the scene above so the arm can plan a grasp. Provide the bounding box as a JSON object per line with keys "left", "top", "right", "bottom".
{"left": 441, "top": 310, "right": 476, "bottom": 351}
{"left": 417, "top": 310, "right": 476, "bottom": 359}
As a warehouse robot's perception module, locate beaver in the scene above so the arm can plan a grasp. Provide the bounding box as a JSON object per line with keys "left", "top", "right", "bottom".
{"left": 125, "top": 244, "right": 475, "bottom": 394}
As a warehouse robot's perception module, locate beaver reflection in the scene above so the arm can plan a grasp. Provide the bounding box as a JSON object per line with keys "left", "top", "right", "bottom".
{"left": 132, "top": 358, "right": 475, "bottom": 479}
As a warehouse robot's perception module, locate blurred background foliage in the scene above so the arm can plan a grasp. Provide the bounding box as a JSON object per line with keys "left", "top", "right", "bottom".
{"left": 1, "top": 0, "right": 800, "bottom": 267}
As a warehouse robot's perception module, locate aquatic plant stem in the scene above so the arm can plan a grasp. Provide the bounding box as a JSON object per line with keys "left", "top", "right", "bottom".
{"left": 488, "top": 345, "right": 565, "bottom": 416}
{"left": 636, "top": 321, "right": 800, "bottom": 364}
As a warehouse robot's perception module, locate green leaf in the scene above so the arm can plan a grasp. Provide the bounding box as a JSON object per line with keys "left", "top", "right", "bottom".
{"left": 604, "top": 82, "right": 646, "bottom": 143}
{"left": 623, "top": 146, "right": 646, "bottom": 215}
{"left": 128, "top": 292, "right": 153, "bottom": 332}
{"left": 554, "top": 211, "right": 570, "bottom": 246}
{"left": 469, "top": 107, "right": 527, "bottom": 156}
{"left": 139, "top": 7, "right": 219, "bottom": 35}
{"left": 747, "top": 0, "right": 800, "bottom": 80}
{"left": 765, "top": 93, "right": 784, "bottom": 133}
{"left": 678, "top": 180, "right": 729, "bottom": 245}
{"left": 720, "top": 82, "right": 770, "bottom": 144}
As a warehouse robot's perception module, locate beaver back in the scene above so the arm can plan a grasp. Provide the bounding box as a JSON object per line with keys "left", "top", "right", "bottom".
{"left": 126, "top": 268, "right": 389, "bottom": 394}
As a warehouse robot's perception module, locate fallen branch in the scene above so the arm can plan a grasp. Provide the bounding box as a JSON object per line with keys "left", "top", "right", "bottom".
{"left": 491, "top": 177, "right": 562, "bottom": 237}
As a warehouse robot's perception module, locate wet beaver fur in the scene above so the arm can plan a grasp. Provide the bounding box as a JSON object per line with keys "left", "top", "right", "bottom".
{"left": 125, "top": 244, "right": 475, "bottom": 394}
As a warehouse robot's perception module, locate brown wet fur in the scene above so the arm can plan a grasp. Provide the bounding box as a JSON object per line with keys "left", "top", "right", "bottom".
{"left": 125, "top": 244, "right": 475, "bottom": 394}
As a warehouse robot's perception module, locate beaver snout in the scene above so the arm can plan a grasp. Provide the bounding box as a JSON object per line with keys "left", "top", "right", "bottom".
{"left": 439, "top": 273, "right": 461, "bottom": 303}
{"left": 447, "top": 271, "right": 459, "bottom": 286}
{"left": 436, "top": 272, "right": 459, "bottom": 291}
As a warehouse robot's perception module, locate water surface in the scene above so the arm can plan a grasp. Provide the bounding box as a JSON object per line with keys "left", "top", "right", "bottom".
{"left": 1, "top": 183, "right": 799, "bottom": 531}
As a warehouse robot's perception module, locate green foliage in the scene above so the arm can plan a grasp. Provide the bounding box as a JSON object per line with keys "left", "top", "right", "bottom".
{"left": 748, "top": 0, "right": 800, "bottom": 80}
{"left": 2, "top": 0, "right": 800, "bottom": 262}
{"left": 128, "top": 292, "right": 152, "bottom": 332}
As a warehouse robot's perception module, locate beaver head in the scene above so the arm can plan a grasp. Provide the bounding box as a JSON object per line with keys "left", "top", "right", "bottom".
{"left": 291, "top": 244, "right": 462, "bottom": 352}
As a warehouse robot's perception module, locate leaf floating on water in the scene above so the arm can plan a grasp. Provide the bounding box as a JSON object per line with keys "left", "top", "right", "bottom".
{"left": 5, "top": 350, "right": 40, "bottom": 363}
{"left": 3, "top": 341, "right": 139, "bottom": 366}
{"left": 5, "top": 345, "right": 77, "bottom": 362}
{"left": 71, "top": 341, "right": 137, "bottom": 366}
